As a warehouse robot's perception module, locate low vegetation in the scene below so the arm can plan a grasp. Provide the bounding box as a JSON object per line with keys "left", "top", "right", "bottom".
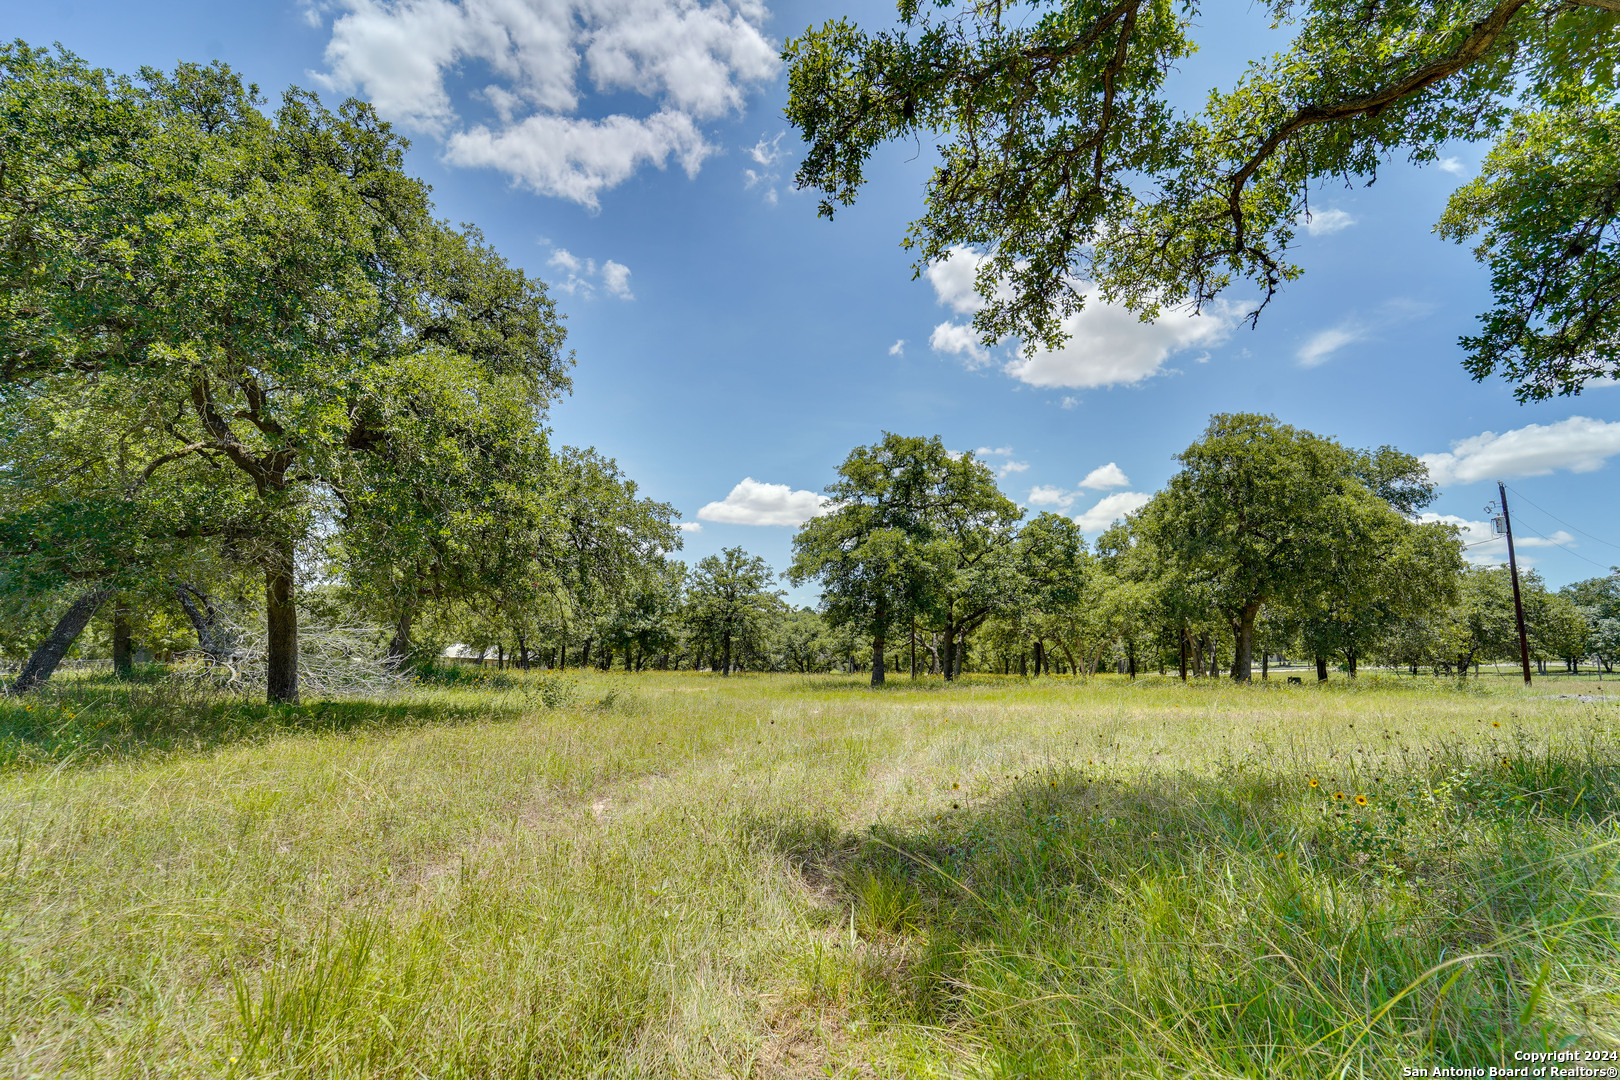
{"left": 3, "top": 671, "right": 1615, "bottom": 1077}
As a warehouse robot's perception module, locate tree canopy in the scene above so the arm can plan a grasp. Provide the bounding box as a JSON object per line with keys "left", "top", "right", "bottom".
{"left": 784, "top": 0, "right": 1620, "bottom": 400}
{"left": 0, "top": 44, "right": 569, "bottom": 701}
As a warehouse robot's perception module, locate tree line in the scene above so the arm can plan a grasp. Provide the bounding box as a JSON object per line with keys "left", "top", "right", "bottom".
{"left": 17, "top": 405, "right": 1616, "bottom": 688}
{"left": 778, "top": 418, "right": 1617, "bottom": 685}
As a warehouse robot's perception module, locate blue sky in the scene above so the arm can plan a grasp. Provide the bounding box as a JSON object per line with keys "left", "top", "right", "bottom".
{"left": 15, "top": 0, "right": 1620, "bottom": 600}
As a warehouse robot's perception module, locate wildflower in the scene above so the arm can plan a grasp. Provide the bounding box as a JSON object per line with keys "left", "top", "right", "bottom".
{"left": 1333, "top": 791, "right": 1346, "bottom": 801}
{"left": 951, "top": 802, "right": 960, "bottom": 810}
{"left": 1275, "top": 851, "right": 1285, "bottom": 858}
{"left": 951, "top": 782, "right": 959, "bottom": 789}
{"left": 1308, "top": 778, "right": 1319, "bottom": 789}
{"left": 1492, "top": 721, "right": 1501, "bottom": 728}
{"left": 1354, "top": 794, "right": 1368, "bottom": 807}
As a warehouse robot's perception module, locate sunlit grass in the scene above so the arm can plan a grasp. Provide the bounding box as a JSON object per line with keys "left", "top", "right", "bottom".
{"left": 1, "top": 670, "right": 1615, "bottom": 1076}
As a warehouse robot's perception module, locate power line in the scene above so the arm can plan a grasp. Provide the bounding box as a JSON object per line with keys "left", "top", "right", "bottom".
{"left": 1503, "top": 483, "right": 1620, "bottom": 555}
{"left": 1508, "top": 518, "right": 1616, "bottom": 572}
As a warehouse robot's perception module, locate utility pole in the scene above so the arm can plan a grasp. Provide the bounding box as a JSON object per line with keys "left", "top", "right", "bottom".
{"left": 1497, "top": 481, "right": 1533, "bottom": 686}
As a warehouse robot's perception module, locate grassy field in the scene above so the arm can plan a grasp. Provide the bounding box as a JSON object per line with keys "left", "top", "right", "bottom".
{"left": 1, "top": 670, "right": 1617, "bottom": 1078}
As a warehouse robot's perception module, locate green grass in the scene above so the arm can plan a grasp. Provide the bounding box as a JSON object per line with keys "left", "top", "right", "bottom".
{"left": 1, "top": 671, "right": 1616, "bottom": 1077}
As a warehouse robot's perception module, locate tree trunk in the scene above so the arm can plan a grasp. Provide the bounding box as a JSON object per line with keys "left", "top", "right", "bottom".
{"left": 265, "top": 542, "right": 299, "bottom": 705}
{"left": 497, "top": 644, "right": 505, "bottom": 670}
{"left": 1020, "top": 650, "right": 1027, "bottom": 677}
{"left": 1346, "top": 649, "right": 1357, "bottom": 678}
{"left": 625, "top": 644, "right": 633, "bottom": 672}
{"left": 871, "top": 627, "right": 886, "bottom": 687}
{"left": 722, "top": 629, "right": 732, "bottom": 677}
{"left": 910, "top": 620, "right": 917, "bottom": 678}
{"left": 112, "top": 598, "right": 133, "bottom": 678}
{"left": 941, "top": 622, "right": 956, "bottom": 681}
{"left": 175, "top": 582, "right": 230, "bottom": 664}
{"left": 1058, "top": 640, "right": 1079, "bottom": 678}
{"left": 519, "top": 633, "right": 530, "bottom": 671}
{"left": 9, "top": 586, "right": 112, "bottom": 695}
{"left": 1127, "top": 641, "right": 1136, "bottom": 680}
{"left": 1231, "top": 605, "right": 1257, "bottom": 682}
{"left": 1316, "top": 654, "right": 1329, "bottom": 682}
{"left": 387, "top": 605, "right": 413, "bottom": 667}
{"left": 1032, "top": 640, "right": 1044, "bottom": 677}
{"left": 580, "top": 637, "right": 592, "bottom": 667}
{"left": 1179, "top": 629, "right": 1188, "bottom": 681}
{"left": 1261, "top": 651, "right": 1269, "bottom": 681}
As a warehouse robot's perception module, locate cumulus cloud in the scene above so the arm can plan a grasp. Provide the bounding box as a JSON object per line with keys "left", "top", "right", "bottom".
{"left": 1004, "top": 301, "right": 1237, "bottom": 389}
{"left": 888, "top": 339, "right": 905, "bottom": 356}
{"left": 1418, "top": 513, "right": 1572, "bottom": 566}
{"left": 316, "top": 0, "right": 779, "bottom": 208}
{"left": 929, "top": 321, "right": 992, "bottom": 367}
{"left": 676, "top": 520, "right": 703, "bottom": 533}
{"left": 697, "top": 477, "right": 830, "bottom": 526}
{"left": 545, "top": 247, "right": 634, "bottom": 298}
{"left": 1074, "top": 491, "right": 1152, "bottom": 535}
{"left": 1297, "top": 207, "right": 1356, "bottom": 236}
{"left": 447, "top": 110, "right": 711, "bottom": 207}
{"left": 600, "top": 259, "right": 633, "bottom": 298}
{"left": 1079, "top": 462, "right": 1129, "bottom": 490}
{"left": 1438, "top": 156, "right": 1466, "bottom": 175}
{"left": 974, "top": 446, "right": 1028, "bottom": 478}
{"left": 924, "top": 246, "right": 1240, "bottom": 390}
{"left": 1420, "top": 417, "right": 1620, "bottom": 487}
{"left": 1027, "top": 484, "right": 1077, "bottom": 510}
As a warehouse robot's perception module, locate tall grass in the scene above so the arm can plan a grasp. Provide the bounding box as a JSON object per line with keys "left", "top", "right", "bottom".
{"left": 0, "top": 671, "right": 1615, "bottom": 1076}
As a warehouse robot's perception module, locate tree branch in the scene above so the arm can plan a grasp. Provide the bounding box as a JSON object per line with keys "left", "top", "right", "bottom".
{"left": 1226, "top": 0, "right": 1533, "bottom": 252}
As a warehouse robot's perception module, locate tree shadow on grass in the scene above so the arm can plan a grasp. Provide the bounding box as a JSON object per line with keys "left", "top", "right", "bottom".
{"left": 0, "top": 673, "right": 519, "bottom": 770}
{"left": 748, "top": 743, "right": 1620, "bottom": 1077}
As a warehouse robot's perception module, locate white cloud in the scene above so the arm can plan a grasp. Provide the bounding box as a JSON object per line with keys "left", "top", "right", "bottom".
{"left": 676, "top": 520, "right": 703, "bottom": 533}
{"left": 923, "top": 247, "right": 1240, "bottom": 389}
{"left": 1419, "top": 417, "right": 1620, "bottom": 487}
{"left": 888, "top": 339, "right": 905, "bottom": 356}
{"left": 1074, "top": 491, "right": 1152, "bottom": 535}
{"left": 746, "top": 131, "right": 783, "bottom": 166}
{"left": 600, "top": 259, "right": 633, "bottom": 298}
{"left": 1297, "top": 324, "right": 1365, "bottom": 368}
{"left": 545, "top": 246, "right": 634, "bottom": 298}
{"left": 316, "top": 0, "right": 778, "bottom": 208}
{"left": 741, "top": 132, "right": 787, "bottom": 202}
{"left": 1418, "top": 513, "right": 1572, "bottom": 566}
{"left": 1003, "top": 300, "right": 1237, "bottom": 389}
{"left": 971, "top": 446, "right": 1028, "bottom": 478}
{"left": 1060, "top": 396, "right": 1079, "bottom": 410}
{"left": 1027, "top": 484, "right": 1076, "bottom": 510}
{"left": 446, "top": 110, "right": 711, "bottom": 208}
{"left": 697, "top": 477, "right": 830, "bottom": 526}
{"left": 1297, "top": 298, "right": 1435, "bottom": 369}
{"left": 1079, "top": 462, "right": 1129, "bottom": 490}
{"left": 1297, "top": 207, "right": 1356, "bottom": 236}
{"left": 1438, "top": 156, "right": 1466, "bottom": 175}
{"left": 925, "top": 247, "right": 995, "bottom": 316}
{"left": 929, "top": 321, "right": 992, "bottom": 367}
